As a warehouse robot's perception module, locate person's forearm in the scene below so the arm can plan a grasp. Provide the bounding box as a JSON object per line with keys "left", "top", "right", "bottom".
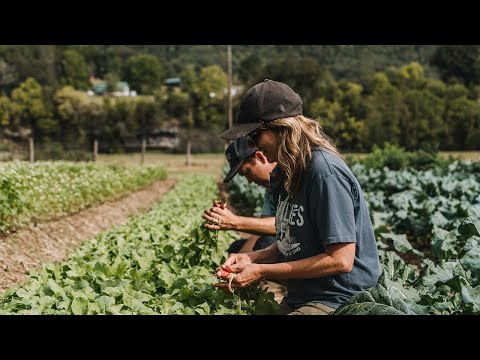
{"left": 238, "top": 234, "right": 260, "bottom": 253}
{"left": 259, "top": 252, "right": 351, "bottom": 279}
{"left": 233, "top": 216, "right": 275, "bottom": 235}
{"left": 248, "top": 242, "right": 280, "bottom": 263}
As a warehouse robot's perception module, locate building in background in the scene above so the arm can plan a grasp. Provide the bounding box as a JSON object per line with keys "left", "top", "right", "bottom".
{"left": 88, "top": 77, "right": 137, "bottom": 97}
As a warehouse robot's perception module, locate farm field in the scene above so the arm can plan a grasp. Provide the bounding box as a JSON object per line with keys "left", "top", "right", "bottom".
{"left": 0, "top": 178, "right": 176, "bottom": 291}
{"left": 0, "top": 161, "right": 167, "bottom": 235}
{"left": 224, "top": 156, "right": 480, "bottom": 314}
{"left": 1, "top": 150, "right": 480, "bottom": 314}
{"left": 0, "top": 175, "right": 278, "bottom": 314}
{"left": 96, "top": 152, "right": 226, "bottom": 177}
{"left": 345, "top": 151, "right": 480, "bottom": 161}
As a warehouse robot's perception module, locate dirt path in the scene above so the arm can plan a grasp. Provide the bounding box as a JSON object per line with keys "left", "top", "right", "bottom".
{"left": 0, "top": 178, "right": 176, "bottom": 291}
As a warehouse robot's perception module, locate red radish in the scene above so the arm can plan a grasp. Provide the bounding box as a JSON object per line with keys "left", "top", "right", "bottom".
{"left": 214, "top": 265, "right": 237, "bottom": 293}
{"left": 223, "top": 265, "right": 233, "bottom": 273}
{"left": 215, "top": 264, "right": 236, "bottom": 279}
{"left": 216, "top": 268, "right": 231, "bottom": 279}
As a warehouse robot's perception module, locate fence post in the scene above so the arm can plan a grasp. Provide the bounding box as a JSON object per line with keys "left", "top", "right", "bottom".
{"left": 185, "top": 140, "right": 191, "bottom": 166}
{"left": 141, "top": 135, "right": 146, "bottom": 166}
{"left": 29, "top": 136, "right": 34, "bottom": 163}
{"left": 93, "top": 138, "right": 98, "bottom": 162}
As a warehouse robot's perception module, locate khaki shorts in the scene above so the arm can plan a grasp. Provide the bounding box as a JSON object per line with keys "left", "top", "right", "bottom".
{"left": 277, "top": 299, "right": 335, "bottom": 315}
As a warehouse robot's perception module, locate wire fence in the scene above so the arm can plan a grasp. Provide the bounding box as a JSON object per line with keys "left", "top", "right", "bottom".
{"left": 0, "top": 128, "right": 228, "bottom": 164}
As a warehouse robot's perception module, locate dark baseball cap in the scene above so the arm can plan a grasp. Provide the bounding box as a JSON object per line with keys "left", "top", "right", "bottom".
{"left": 223, "top": 137, "right": 256, "bottom": 183}
{"left": 221, "top": 79, "right": 303, "bottom": 140}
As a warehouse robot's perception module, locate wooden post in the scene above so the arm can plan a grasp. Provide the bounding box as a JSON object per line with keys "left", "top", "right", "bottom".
{"left": 29, "top": 136, "right": 34, "bottom": 163}
{"left": 185, "top": 139, "right": 191, "bottom": 167}
{"left": 227, "top": 45, "right": 233, "bottom": 129}
{"left": 141, "top": 135, "right": 146, "bottom": 165}
{"left": 93, "top": 138, "right": 98, "bottom": 162}
{"left": 227, "top": 45, "right": 233, "bottom": 147}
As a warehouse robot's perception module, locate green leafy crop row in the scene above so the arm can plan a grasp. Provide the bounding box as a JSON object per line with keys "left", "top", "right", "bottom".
{"left": 332, "top": 160, "right": 480, "bottom": 315}
{"left": 0, "top": 161, "right": 167, "bottom": 234}
{"left": 224, "top": 157, "right": 480, "bottom": 314}
{"left": 0, "top": 175, "right": 278, "bottom": 315}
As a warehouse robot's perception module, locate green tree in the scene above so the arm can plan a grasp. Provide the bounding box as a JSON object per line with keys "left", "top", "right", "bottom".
{"left": 0, "top": 46, "right": 57, "bottom": 89}
{"left": 430, "top": 45, "right": 480, "bottom": 86}
{"left": 444, "top": 83, "right": 469, "bottom": 100}
{"left": 0, "top": 96, "right": 12, "bottom": 127}
{"left": 388, "top": 62, "right": 425, "bottom": 90}
{"left": 59, "top": 49, "right": 90, "bottom": 90}
{"left": 364, "top": 72, "right": 405, "bottom": 150}
{"left": 311, "top": 96, "right": 366, "bottom": 152}
{"left": 180, "top": 64, "right": 198, "bottom": 91}
{"left": 402, "top": 89, "right": 445, "bottom": 150}
{"left": 193, "top": 65, "right": 227, "bottom": 129}
{"left": 10, "top": 78, "right": 50, "bottom": 135}
{"left": 265, "top": 57, "right": 327, "bottom": 113}
{"left": 0, "top": 58, "right": 17, "bottom": 91}
{"left": 444, "top": 96, "right": 480, "bottom": 149}
{"left": 53, "top": 86, "right": 91, "bottom": 144}
{"left": 238, "top": 54, "right": 265, "bottom": 88}
{"left": 178, "top": 64, "right": 198, "bottom": 128}
{"left": 123, "top": 54, "right": 165, "bottom": 94}
{"left": 104, "top": 97, "right": 136, "bottom": 139}
{"left": 164, "top": 88, "right": 191, "bottom": 126}
{"left": 134, "top": 97, "right": 162, "bottom": 133}
{"left": 425, "top": 78, "right": 447, "bottom": 98}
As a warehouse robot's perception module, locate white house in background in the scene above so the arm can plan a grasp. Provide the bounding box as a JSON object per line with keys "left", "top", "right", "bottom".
{"left": 111, "top": 82, "right": 131, "bottom": 97}
{"left": 89, "top": 79, "right": 137, "bottom": 97}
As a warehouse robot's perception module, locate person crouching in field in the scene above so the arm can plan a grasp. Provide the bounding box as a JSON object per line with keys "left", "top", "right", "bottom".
{"left": 215, "top": 79, "right": 381, "bottom": 315}
{"left": 202, "top": 137, "right": 286, "bottom": 302}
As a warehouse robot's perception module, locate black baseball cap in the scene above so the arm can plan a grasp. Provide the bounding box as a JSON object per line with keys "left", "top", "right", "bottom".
{"left": 221, "top": 79, "right": 303, "bottom": 140}
{"left": 223, "top": 137, "right": 256, "bottom": 183}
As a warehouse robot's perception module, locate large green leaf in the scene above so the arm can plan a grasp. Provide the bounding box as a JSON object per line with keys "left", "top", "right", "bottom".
{"left": 254, "top": 291, "right": 280, "bottom": 315}
{"left": 419, "top": 260, "right": 471, "bottom": 291}
{"left": 379, "top": 233, "right": 422, "bottom": 257}
{"left": 71, "top": 298, "right": 88, "bottom": 315}
{"left": 380, "top": 250, "right": 418, "bottom": 284}
{"left": 431, "top": 228, "right": 459, "bottom": 261}
{"left": 96, "top": 296, "right": 116, "bottom": 313}
{"left": 460, "top": 237, "right": 480, "bottom": 283}
{"left": 332, "top": 273, "right": 423, "bottom": 315}
{"left": 458, "top": 219, "right": 480, "bottom": 239}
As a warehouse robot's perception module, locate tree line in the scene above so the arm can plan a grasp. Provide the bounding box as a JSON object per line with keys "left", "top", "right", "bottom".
{"left": 1, "top": 45, "right": 479, "bottom": 154}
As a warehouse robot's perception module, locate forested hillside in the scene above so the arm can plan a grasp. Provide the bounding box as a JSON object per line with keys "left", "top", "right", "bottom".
{"left": 1, "top": 45, "right": 480, "bottom": 155}
{"left": 0, "top": 45, "right": 438, "bottom": 91}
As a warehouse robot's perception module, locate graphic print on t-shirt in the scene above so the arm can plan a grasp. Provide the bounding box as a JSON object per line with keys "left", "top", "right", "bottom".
{"left": 276, "top": 195, "right": 304, "bottom": 257}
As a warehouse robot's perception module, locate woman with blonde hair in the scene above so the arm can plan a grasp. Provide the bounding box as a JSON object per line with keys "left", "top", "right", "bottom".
{"left": 215, "top": 79, "right": 381, "bottom": 315}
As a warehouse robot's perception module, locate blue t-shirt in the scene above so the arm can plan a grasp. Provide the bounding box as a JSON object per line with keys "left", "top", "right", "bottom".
{"left": 261, "top": 188, "right": 275, "bottom": 216}
{"left": 271, "top": 149, "right": 381, "bottom": 309}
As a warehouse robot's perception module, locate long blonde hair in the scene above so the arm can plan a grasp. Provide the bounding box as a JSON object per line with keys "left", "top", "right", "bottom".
{"left": 265, "top": 115, "right": 343, "bottom": 197}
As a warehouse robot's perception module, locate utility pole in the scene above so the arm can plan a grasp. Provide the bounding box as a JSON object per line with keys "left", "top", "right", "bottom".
{"left": 227, "top": 45, "right": 233, "bottom": 147}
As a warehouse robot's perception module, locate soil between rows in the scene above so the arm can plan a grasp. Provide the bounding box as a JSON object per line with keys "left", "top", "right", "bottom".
{"left": 0, "top": 178, "right": 177, "bottom": 291}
